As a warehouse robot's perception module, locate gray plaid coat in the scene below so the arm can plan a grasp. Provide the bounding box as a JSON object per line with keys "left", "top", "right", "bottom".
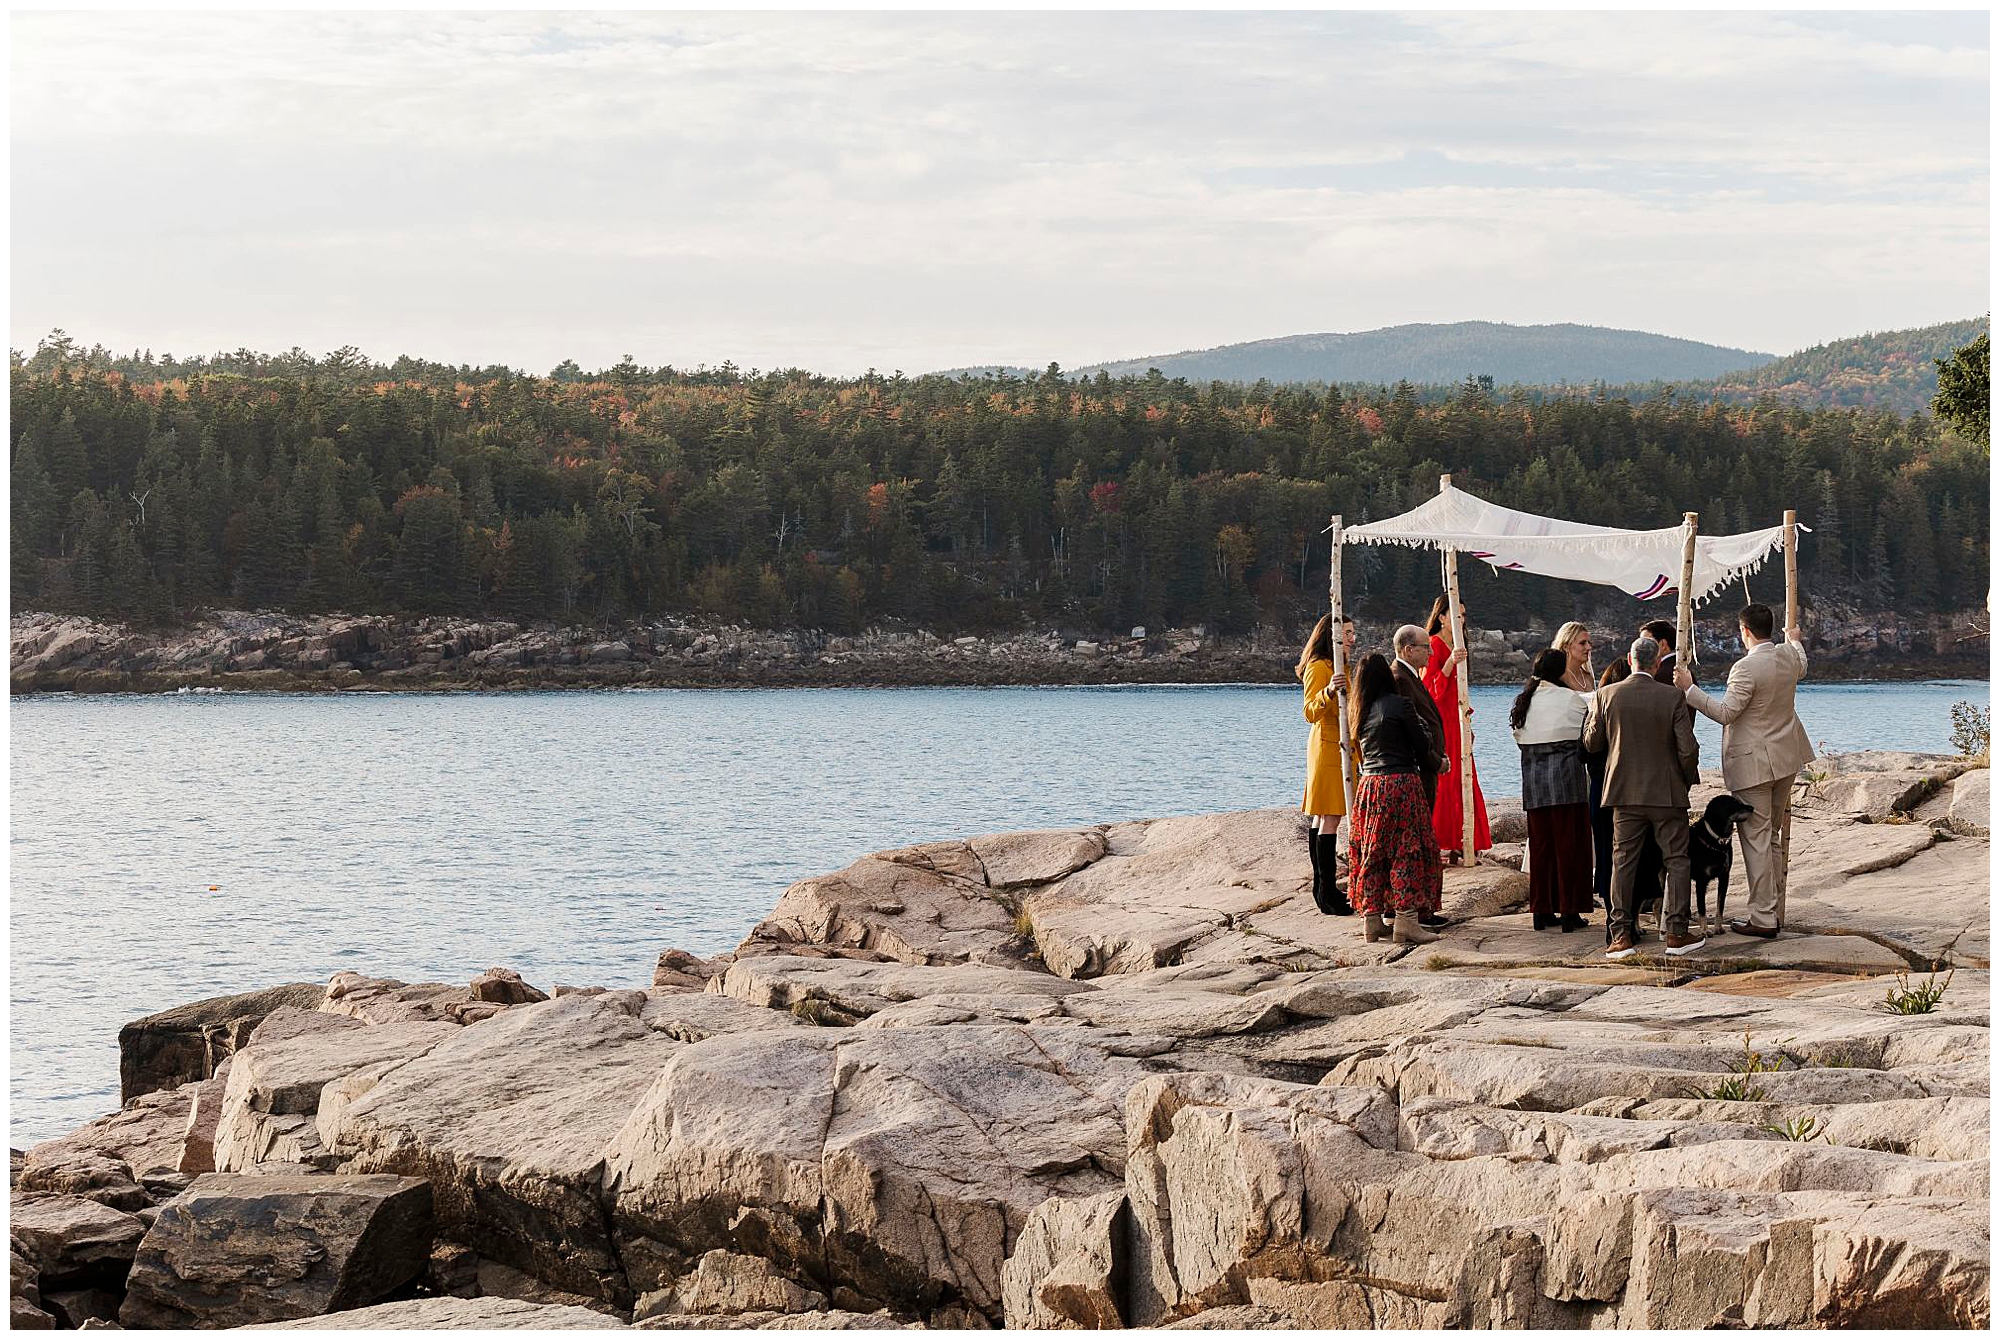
{"left": 1519, "top": 739, "right": 1587, "bottom": 810}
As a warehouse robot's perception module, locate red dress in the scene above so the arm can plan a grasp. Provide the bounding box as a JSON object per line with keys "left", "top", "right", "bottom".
{"left": 1422, "top": 634, "right": 1492, "bottom": 855}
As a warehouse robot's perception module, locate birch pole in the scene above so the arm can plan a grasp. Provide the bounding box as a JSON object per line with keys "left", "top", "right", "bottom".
{"left": 1779, "top": 508, "right": 1799, "bottom": 898}
{"left": 1441, "top": 474, "right": 1475, "bottom": 868}
{"left": 1328, "top": 515, "right": 1359, "bottom": 813}
{"left": 1783, "top": 509, "right": 1799, "bottom": 638}
{"left": 1677, "top": 512, "right": 1699, "bottom": 670}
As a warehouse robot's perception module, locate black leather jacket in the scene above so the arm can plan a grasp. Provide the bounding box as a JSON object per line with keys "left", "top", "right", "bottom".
{"left": 1359, "top": 693, "right": 1444, "bottom": 777}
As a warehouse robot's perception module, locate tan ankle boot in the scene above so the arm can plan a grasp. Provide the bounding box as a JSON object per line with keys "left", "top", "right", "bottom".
{"left": 1363, "top": 912, "right": 1387, "bottom": 943}
{"left": 1393, "top": 910, "right": 1439, "bottom": 944}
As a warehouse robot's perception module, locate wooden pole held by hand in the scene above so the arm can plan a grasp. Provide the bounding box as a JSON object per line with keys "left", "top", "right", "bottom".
{"left": 1328, "top": 515, "right": 1358, "bottom": 816}
{"left": 1678, "top": 512, "right": 1699, "bottom": 670}
{"left": 1442, "top": 474, "right": 1475, "bottom": 868}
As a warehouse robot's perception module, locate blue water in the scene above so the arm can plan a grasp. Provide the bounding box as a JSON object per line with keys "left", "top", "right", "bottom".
{"left": 9, "top": 679, "right": 1986, "bottom": 1145}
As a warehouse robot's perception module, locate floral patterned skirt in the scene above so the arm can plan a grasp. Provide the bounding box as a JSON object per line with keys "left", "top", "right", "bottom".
{"left": 1350, "top": 773, "right": 1444, "bottom": 916}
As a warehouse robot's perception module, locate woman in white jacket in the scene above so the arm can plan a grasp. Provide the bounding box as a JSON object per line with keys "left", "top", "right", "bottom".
{"left": 1510, "top": 648, "right": 1593, "bottom": 931}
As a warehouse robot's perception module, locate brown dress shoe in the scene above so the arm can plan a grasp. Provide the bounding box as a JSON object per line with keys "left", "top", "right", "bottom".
{"left": 1606, "top": 931, "right": 1637, "bottom": 960}
{"left": 1729, "top": 920, "right": 1779, "bottom": 939}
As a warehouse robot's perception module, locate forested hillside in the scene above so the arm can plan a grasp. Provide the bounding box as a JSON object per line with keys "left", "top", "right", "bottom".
{"left": 9, "top": 334, "right": 1989, "bottom": 637}
{"left": 944, "top": 321, "right": 1774, "bottom": 387}
{"left": 1681, "top": 317, "right": 1989, "bottom": 416}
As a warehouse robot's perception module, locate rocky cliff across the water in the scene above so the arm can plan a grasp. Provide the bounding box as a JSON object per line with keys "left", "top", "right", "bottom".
{"left": 10, "top": 752, "right": 1990, "bottom": 1330}
{"left": 10, "top": 607, "right": 1988, "bottom": 696}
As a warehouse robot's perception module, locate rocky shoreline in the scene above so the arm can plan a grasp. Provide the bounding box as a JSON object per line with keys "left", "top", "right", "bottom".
{"left": 10, "top": 609, "right": 1988, "bottom": 697}
{"left": 9, "top": 750, "right": 1991, "bottom": 1330}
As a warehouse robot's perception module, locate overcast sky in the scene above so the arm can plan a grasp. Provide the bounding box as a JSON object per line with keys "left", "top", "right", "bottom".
{"left": 10, "top": 10, "right": 1990, "bottom": 376}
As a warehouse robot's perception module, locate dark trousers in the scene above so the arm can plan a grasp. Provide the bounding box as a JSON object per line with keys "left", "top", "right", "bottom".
{"left": 1527, "top": 803, "right": 1593, "bottom": 916}
{"left": 1610, "top": 806, "right": 1691, "bottom": 938}
{"left": 1586, "top": 762, "right": 1613, "bottom": 906}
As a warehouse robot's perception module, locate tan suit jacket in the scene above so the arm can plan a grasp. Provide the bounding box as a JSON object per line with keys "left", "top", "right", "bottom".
{"left": 1685, "top": 641, "right": 1813, "bottom": 790}
{"left": 1584, "top": 674, "right": 1700, "bottom": 809}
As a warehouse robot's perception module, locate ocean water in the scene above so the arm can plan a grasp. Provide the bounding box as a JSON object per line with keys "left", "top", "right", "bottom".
{"left": 9, "top": 678, "right": 1987, "bottom": 1145}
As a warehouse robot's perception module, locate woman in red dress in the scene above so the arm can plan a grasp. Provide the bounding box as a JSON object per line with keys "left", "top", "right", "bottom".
{"left": 1421, "top": 594, "right": 1492, "bottom": 857}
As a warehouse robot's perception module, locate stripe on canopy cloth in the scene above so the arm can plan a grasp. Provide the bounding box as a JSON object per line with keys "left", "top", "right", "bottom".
{"left": 1340, "top": 483, "right": 1802, "bottom": 606}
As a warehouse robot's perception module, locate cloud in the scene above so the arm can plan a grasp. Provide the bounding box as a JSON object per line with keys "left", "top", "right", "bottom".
{"left": 10, "top": 12, "right": 1988, "bottom": 374}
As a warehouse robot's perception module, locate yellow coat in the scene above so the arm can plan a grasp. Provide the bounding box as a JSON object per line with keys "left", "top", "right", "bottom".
{"left": 1301, "top": 657, "right": 1358, "bottom": 816}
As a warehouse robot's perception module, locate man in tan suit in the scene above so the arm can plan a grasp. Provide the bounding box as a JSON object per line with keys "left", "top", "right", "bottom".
{"left": 1585, "top": 635, "right": 1702, "bottom": 959}
{"left": 1674, "top": 603, "right": 1811, "bottom": 937}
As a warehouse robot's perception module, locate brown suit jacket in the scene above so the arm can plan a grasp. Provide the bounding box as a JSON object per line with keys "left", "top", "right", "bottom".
{"left": 1584, "top": 673, "right": 1700, "bottom": 809}
{"left": 1392, "top": 659, "right": 1446, "bottom": 798}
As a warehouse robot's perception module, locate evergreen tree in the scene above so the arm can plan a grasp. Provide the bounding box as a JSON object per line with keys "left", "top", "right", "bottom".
{"left": 104, "top": 524, "right": 149, "bottom": 619}
{"left": 44, "top": 411, "right": 89, "bottom": 502}
{"left": 234, "top": 494, "right": 293, "bottom": 608}
{"left": 1886, "top": 480, "right": 1938, "bottom": 613}
{"left": 12, "top": 428, "right": 59, "bottom": 556}
{"left": 391, "top": 489, "right": 465, "bottom": 613}
{"left": 1813, "top": 470, "right": 1843, "bottom": 591}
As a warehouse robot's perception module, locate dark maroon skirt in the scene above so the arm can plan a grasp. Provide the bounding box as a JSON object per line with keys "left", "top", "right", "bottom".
{"left": 1527, "top": 802, "right": 1594, "bottom": 916}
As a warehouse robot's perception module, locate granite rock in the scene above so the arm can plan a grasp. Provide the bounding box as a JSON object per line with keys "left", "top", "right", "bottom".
{"left": 118, "top": 1171, "right": 433, "bottom": 1328}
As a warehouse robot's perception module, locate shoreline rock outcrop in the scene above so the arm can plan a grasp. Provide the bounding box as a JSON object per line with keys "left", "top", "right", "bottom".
{"left": 10, "top": 609, "right": 1986, "bottom": 697}
{"left": 10, "top": 752, "right": 1990, "bottom": 1329}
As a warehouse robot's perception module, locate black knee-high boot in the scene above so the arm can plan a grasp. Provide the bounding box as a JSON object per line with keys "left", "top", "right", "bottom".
{"left": 1305, "top": 823, "right": 1323, "bottom": 904}
{"left": 1310, "top": 825, "right": 1352, "bottom": 915}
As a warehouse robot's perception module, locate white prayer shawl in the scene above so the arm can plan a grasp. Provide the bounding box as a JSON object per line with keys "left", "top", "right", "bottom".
{"left": 1342, "top": 484, "right": 1798, "bottom": 605}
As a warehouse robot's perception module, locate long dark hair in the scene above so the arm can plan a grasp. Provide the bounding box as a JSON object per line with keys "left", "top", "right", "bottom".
{"left": 1599, "top": 655, "right": 1632, "bottom": 688}
{"left": 1350, "top": 653, "right": 1396, "bottom": 738}
{"left": 1510, "top": 648, "right": 1571, "bottom": 730}
{"left": 1424, "top": 594, "right": 1452, "bottom": 638}
{"left": 1295, "top": 615, "right": 1333, "bottom": 683}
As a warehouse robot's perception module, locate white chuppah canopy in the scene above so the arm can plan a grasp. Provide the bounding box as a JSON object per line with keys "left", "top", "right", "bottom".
{"left": 1341, "top": 482, "right": 1800, "bottom": 605}
{"left": 1325, "top": 478, "right": 1805, "bottom": 869}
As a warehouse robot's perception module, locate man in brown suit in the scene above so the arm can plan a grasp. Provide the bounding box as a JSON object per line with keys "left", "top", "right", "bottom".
{"left": 1584, "top": 634, "right": 1703, "bottom": 959}
{"left": 1675, "top": 603, "right": 1811, "bottom": 937}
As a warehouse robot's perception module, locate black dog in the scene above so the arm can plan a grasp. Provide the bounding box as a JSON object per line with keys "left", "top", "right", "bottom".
{"left": 1689, "top": 793, "right": 1755, "bottom": 929}
{"left": 1622, "top": 793, "right": 1755, "bottom": 932}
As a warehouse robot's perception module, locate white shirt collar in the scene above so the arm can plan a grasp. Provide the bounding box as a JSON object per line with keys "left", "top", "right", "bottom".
{"left": 1396, "top": 655, "right": 1425, "bottom": 680}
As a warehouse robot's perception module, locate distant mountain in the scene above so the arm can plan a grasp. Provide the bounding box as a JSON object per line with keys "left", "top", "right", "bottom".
{"left": 1686, "top": 317, "right": 1988, "bottom": 416}
{"left": 937, "top": 321, "right": 1777, "bottom": 386}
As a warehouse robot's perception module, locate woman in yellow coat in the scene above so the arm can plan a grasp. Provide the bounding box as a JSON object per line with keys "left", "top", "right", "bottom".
{"left": 1298, "top": 613, "right": 1358, "bottom": 915}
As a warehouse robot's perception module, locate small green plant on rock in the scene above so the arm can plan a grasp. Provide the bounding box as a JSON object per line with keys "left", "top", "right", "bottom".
{"left": 1879, "top": 964, "right": 1954, "bottom": 1015}
{"left": 1686, "top": 1074, "right": 1768, "bottom": 1103}
{"left": 1736, "top": 1029, "right": 1787, "bottom": 1075}
{"left": 1764, "top": 1114, "right": 1825, "bottom": 1142}
{"left": 1684, "top": 1030, "right": 1783, "bottom": 1101}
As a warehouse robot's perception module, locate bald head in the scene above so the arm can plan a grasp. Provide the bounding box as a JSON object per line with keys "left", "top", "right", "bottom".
{"left": 1393, "top": 625, "right": 1429, "bottom": 669}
